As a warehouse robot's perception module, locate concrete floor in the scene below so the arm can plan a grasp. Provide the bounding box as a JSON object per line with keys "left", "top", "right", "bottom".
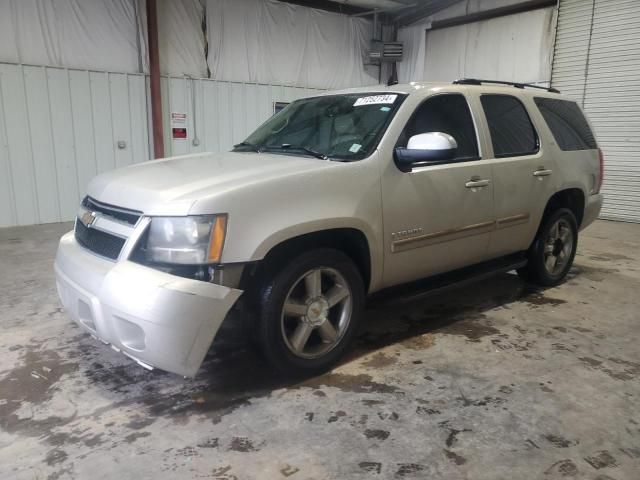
{"left": 0, "top": 220, "right": 638, "bottom": 480}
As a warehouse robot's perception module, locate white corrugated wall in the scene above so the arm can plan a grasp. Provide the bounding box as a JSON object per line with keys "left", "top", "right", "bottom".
{"left": 160, "top": 76, "right": 323, "bottom": 157}
{"left": 0, "top": 63, "right": 323, "bottom": 227}
{"left": 0, "top": 63, "right": 149, "bottom": 227}
{"left": 552, "top": 0, "right": 640, "bottom": 223}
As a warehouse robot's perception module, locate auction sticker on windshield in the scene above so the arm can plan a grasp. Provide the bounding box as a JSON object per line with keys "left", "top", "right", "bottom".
{"left": 353, "top": 94, "right": 397, "bottom": 107}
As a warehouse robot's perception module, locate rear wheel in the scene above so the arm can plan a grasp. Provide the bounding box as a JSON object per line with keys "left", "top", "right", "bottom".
{"left": 256, "top": 248, "right": 364, "bottom": 375}
{"left": 517, "top": 208, "right": 578, "bottom": 287}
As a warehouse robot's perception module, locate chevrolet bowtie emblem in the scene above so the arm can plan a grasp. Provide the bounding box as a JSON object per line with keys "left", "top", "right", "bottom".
{"left": 81, "top": 211, "right": 97, "bottom": 228}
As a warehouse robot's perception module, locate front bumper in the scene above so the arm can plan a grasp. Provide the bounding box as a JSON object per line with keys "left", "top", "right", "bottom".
{"left": 54, "top": 232, "right": 243, "bottom": 377}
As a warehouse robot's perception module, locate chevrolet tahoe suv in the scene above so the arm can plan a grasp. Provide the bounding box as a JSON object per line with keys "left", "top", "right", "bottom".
{"left": 54, "top": 79, "right": 604, "bottom": 377}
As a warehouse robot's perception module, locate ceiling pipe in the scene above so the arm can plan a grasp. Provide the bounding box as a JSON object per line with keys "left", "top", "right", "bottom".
{"left": 146, "top": 0, "right": 164, "bottom": 159}
{"left": 428, "top": 0, "right": 556, "bottom": 30}
{"left": 391, "top": 0, "right": 459, "bottom": 26}
{"left": 350, "top": 3, "right": 417, "bottom": 17}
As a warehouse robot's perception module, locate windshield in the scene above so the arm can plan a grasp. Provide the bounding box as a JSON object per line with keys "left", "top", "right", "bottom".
{"left": 234, "top": 93, "right": 406, "bottom": 161}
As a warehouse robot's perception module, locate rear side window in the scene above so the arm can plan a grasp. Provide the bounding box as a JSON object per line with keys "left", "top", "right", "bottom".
{"left": 534, "top": 97, "right": 597, "bottom": 151}
{"left": 480, "top": 95, "right": 538, "bottom": 158}
{"left": 397, "top": 94, "right": 479, "bottom": 161}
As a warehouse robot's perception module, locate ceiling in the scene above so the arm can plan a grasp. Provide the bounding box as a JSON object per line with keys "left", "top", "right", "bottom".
{"left": 279, "top": 0, "right": 462, "bottom": 25}
{"left": 331, "top": 0, "right": 415, "bottom": 9}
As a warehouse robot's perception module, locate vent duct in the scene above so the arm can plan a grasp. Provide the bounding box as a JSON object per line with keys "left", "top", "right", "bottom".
{"left": 369, "top": 40, "right": 403, "bottom": 63}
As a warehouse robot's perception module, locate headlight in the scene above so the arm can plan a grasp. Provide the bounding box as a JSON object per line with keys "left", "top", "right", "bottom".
{"left": 146, "top": 214, "right": 227, "bottom": 264}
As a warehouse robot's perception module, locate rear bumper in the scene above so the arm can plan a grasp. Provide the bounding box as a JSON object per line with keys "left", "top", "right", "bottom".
{"left": 54, "top": 231, "right": 243, "bottom": 377}
{"left": 581, "top": 193, "right": 603, "bottom": 231}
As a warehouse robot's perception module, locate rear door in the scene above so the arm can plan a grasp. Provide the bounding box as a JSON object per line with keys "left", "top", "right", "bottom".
{"left": 478, "top": 94, "right": 558, "bottom": 257}
{"left": 380, "top": 92, "right": 494, "bottom": 288}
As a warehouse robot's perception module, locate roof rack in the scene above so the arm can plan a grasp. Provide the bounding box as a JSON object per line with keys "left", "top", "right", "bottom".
{"left": 452, "top": 78, "right": 560, "bottom": 94}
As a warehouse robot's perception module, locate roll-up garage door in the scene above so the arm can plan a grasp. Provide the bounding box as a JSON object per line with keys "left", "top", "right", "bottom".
{"left": 552, "top": 0, "right": 640, "bottom": 223}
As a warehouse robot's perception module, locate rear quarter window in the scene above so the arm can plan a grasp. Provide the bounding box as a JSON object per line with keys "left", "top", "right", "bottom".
{"left": 534, "top": 97, "right": 597, "bottom": 151}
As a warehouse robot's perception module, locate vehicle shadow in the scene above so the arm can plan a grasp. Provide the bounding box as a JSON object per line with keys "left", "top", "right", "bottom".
{"left": 196, "top": 270, "right": 558, "bottom": 395}
{"left": 71, "top": 268, "right": 574, "bottom": 422}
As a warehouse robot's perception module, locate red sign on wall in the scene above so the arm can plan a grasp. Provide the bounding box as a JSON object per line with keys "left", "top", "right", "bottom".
{"left": 172, "top": 128, "right": 187, "bottom": 139}
{"left": 171, "top": 112, "right": 187, "bottom": 140}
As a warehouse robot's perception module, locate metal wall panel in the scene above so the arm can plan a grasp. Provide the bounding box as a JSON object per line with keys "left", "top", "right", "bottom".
{"left": 552, "top": 0, "right": 640, "bottom": 223}
{"left": 0, "top": 64, "right": 38, "bottom": 226}
{"left": 161, "top": 76, "right": 323, "bottom": 157}
{"left": 0, "top": 63, "right": 149, "bottom": 227}
{"left": 0, "top": 63, "right": 323, "bottom": 227}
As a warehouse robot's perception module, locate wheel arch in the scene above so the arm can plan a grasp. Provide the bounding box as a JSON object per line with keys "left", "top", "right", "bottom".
{"left": 543, "top": 188, "right": 585, "bottom": 228}
{"left": 242, "top": 226, "right": 374, "bottom": 295}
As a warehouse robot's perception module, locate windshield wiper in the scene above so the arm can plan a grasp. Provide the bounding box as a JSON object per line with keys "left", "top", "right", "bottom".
{"left": 233, "top": 141, "right": 262, "bottom": 152}
{"left": 279, "top": 144, "right": 328, "bottom": 160}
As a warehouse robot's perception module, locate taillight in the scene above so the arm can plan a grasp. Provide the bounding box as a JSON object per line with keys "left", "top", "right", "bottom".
{"left": 595, "top": 148, "right": 604, "bottom": 193}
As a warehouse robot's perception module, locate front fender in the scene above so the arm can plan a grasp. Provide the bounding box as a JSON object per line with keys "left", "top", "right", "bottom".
{"left": 250, "top": 217, "right": 377, "bottom": 261}
{"left": 189, "top": 157, "right": 385, "bottom": 292}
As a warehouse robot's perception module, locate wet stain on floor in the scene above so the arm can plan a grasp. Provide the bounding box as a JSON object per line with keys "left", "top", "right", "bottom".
{"left": 544, "top": 459, "right": 578, "bottom": 477}
{"left": 435, "top": 314, "right": 500, "bottom": 342}
{"left": 327, "top": 410, "right": 347, "bottom": 423}
{"left": 0, "top": 348, "right": 78, "bottom": 435}
{"left": 395, "top": 463, "right": 425, "bottom": 477}
{"left": 544, "top": 434, "right": 579, "bottom": 448}
{"left": 400, "top": 333, "right": 437, "bottom": 350}
{"left": 584, "top": 450, "right": 619, "bottom": 469}
{"left": 578, "top": 356, "right": 640, "bottom": 382}
{"left": 588, "top": 253, "right": 633, "bottom": 262}
{"left": 124, "top": 431, "right": 151, "bottom": 443}
{"left": 358, "top": 461, "right": 382, "bottom": 474}
{"left": 443, "top": 449, "right": 467, "bottom": 465}
{"left": 519, "top": 290, "right": 567, "bottom": 307}
{"left": 45, "top": 431, "right": 106, "bottom": 449}
{"left": 364, "top": 428, "right": 390, "bottom": 440}
{"left": 229, "top": 437, "right": 259, "bottom": 453}
{"left": 362, "top": 352, "right": 398, "bottom": 368}
{"left": 567, "top": 264, "right": 620, "bottom": 282}
{"left": 300, "top": 373, "right": 401, "bottom": 394}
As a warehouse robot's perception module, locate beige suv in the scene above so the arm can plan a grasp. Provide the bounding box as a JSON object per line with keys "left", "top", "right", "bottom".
{"left": 54, "top": 79, "right": 603, "bottom": 377}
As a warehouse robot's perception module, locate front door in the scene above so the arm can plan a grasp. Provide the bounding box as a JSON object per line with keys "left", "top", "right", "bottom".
{"left": 380, "top": 93, "right": 495, "bottom": 288}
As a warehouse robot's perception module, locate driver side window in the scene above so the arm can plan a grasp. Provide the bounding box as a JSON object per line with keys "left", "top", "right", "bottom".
{"left": 398, "top": 94, "right": 479, "bottom": 161}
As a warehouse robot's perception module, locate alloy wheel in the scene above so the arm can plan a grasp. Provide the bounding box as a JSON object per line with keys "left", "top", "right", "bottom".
{"left": 543, "top": 218, "right": 574, "bottom": 276}
{"left": 280, "top": 267, "right": 352, "bottom": 359}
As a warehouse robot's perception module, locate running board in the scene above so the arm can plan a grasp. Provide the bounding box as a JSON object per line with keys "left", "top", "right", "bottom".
{"left": 371, "top": 253, "right": 528, "bottom": 305}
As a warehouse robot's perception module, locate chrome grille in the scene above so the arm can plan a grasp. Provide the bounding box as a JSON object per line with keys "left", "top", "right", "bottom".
{"left": 75, "top": 197, "right": 142, "bottom": 260}
{"left": 75, "top": 220, "right": 126, "bottom": 260}
{"left": 82, "top": 196, "right": 142, "bottom": 226}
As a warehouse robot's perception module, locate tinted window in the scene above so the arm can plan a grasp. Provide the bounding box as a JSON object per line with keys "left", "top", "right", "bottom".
{"left": 398, "top": 94, "right": 479, "bottom": 160}
{"left": 481, "top": 95, "right": 538, "bottom": 157}
{"left": 534, "top": 97, "right": 597, "bottom": 150}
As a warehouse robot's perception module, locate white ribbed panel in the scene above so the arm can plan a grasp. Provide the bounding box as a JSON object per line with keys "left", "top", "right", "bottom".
{"left": 0, "top": 62, "right": 323, "bottom": 227}
{"left": 160, "top": 76, "right": 324, "bottom": 157}
{"left": 0, "top": 63, "right": 149, "bottom": 227}
{"left": 552, "top": 0, "right": 640, "bottom": 223}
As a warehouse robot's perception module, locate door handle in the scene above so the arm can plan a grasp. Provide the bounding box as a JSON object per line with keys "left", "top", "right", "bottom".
{"left": 465, "top": 178, "right": 490, "bottom": 188}
{"left": 533, "top": 168, "right": 553, "bottom": 177}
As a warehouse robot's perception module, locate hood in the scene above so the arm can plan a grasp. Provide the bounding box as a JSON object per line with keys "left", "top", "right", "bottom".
{"left": 87, "top": 151, "right": 335, "bottom": 215}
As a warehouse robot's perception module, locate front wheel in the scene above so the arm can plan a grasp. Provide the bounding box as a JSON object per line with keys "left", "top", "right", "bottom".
{"left": 517, "top": 208, "right": 578, "bottom": 287}
{"left": 256, "top": 248, "right": 365, "bottom": 375}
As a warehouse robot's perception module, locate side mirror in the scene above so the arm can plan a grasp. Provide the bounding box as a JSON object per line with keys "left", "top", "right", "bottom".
{"left": 394, "top": 132, "right": 458, "bottom": 172}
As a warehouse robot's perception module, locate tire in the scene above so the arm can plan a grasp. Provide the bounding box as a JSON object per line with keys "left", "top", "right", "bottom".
{"left": 517, "top": 208, "right": 578, "bottom": 287}
{"left": 256, "top": 248, "right": 365, "bottom": 376}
